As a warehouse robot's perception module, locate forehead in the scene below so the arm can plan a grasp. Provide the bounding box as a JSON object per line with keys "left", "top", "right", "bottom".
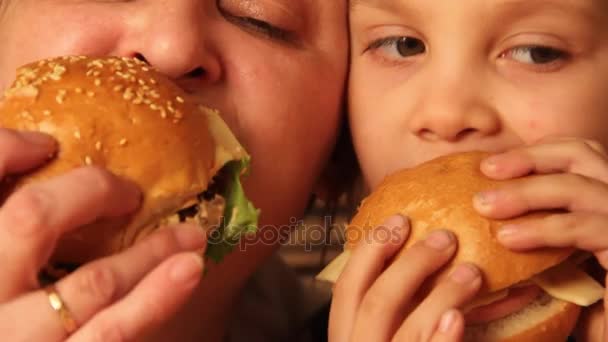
{"left": 350, "top": 0, "right": 605, "bottom": 16}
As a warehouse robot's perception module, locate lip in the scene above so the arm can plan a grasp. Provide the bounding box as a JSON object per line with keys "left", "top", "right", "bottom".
{"left": 408, "top": 142, "right": 522, "bottom": 168}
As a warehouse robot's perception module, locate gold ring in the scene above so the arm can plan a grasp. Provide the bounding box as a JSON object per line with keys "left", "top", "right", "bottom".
{"left": 44, "top": 285, "right": 78, "bottom": 334}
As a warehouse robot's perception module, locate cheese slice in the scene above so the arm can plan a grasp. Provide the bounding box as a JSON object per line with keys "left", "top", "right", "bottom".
{"left": 532, "top": 260, "right": 604, "bottom": 307}
{"left": 201, "top": 106, "right": 248, "bottom": 173}
{"left": 316, "top": 250, "right": 352, "bottom": 283}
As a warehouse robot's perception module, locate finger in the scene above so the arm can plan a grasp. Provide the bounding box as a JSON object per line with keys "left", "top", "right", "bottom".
{"left": 481, "top": 139, "right": 608, "bottom": 183}
{"left": 0, "top": 129, "right": 57, "bottom": 178}
{"left": 328, "top": 215, "right": 409, "bottom": 342}
{"left": 397, "top": 263, "right": 481, "bottom": 341}
{"left": 351, "top": 230, "right": 457, "bottom": 342}
{"left": 0, "top": 225, "right": 206, "bottom": 342}
{"left": 67, "top": 252, "right": 204, "bottom": 342}
{"left": 428, "top": 310, "right": 466, "bottom": 342}
{"left": 497, "top": 212, "right": 608, "bottom": 266}
{"left": 0, "top": 167, "right": 141, "bottom": 299}
{"left": 473, "top": 173, "right": 608, "bottom": 219}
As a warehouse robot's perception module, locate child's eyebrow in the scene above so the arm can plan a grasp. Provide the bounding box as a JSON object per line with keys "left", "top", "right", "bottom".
{"left": 494, "top": 0, "right": 600, "bottom": 23}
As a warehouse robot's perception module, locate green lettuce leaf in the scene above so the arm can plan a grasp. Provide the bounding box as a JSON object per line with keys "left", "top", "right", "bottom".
{"left": 205, "top": 157, "right": 260, "bottom": 263}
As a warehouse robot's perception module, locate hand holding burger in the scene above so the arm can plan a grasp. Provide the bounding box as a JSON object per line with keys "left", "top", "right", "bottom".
{"left": 0, "top": 56, "right": 257, "bottom": 341}
{"left": 321, "top": 152, "right": 604, "bottom": 341}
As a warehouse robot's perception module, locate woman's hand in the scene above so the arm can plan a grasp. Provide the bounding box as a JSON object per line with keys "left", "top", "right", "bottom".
{"left": 329, "top": 215, "right": 481, "bottom": 342}
{"left": 474, "top": 137, "right": 608, "bottom": 341}
{"left": 0, "top": 128, "right": 207, "bottom": 341}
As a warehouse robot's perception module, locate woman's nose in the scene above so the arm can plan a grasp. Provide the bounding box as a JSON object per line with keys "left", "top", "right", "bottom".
{"left": 113, "top": 0, "right": 221, "bottom": 83}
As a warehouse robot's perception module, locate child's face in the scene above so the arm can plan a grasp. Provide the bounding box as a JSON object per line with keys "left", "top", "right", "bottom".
{"left": 349, "top": 0, "right": 608, "bottom": 189}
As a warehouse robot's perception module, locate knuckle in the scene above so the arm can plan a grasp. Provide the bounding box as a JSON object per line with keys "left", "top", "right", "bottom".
{"left": 89, "top": 320, "right": 126, "bottom": 342}
{"left": 75, "top": 265, "right": 118, "bottom": 305}
{"left": 0, "top": 128, "right": 22, "bottom": 151}
{"left": 3, "top": 187, "right": 51, "bottom": 235}
{"left": 82, "top": 166, "right": 116, "bottom": 196}
{"left": 359, "top": 291, "right": 389, "bottom": 318}
{"left": 147, "top": 229, "right": 181, "bottom": 259}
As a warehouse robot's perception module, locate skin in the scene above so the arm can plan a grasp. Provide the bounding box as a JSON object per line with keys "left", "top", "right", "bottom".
{"left": 0, "top": 0, "right": 348, "bottom": 341}
{"left": 331, "top": 0, "right": 608, "bottom": 340}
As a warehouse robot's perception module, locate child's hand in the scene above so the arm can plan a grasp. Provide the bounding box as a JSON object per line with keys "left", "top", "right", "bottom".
{"left": 329, "top": 215, "right": 481, "bottom": 342}
{"left": 473, "top": 137, "right": 608, "bottom": 339}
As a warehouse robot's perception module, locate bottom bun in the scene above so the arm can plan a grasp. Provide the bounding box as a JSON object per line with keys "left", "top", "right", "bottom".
{"left": 464, "top": 293, "right": 581, "bottom": 342}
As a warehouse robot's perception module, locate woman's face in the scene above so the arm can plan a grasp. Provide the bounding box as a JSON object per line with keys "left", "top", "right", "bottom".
{"left": 0, "top": 0, "right": 348, "bottom": 229}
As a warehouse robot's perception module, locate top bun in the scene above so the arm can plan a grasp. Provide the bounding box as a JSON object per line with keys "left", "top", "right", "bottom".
{"left": 0, "top": 56, "right": 233, "bottom": 263}
{"left": 347, "top": 152, "right": 573, "bottom": 293}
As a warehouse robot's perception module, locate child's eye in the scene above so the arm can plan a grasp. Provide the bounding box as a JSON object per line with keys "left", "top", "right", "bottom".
{"left": 502, "top": 46, "right": 567, "bottom": 65}
{"left": 368, "top": 36, "right": 426, "bottom": 59}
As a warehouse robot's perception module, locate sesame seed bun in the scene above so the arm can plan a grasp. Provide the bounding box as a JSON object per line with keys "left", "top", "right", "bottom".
{"left": 346, "top": 152, "right": 579, "bottom": 341}
{"left": 0, "top": 56, "right": 247, "bottom": 263}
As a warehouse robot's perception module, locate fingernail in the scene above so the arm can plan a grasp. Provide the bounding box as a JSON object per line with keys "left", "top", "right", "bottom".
{"left": 438, "top": 309, "right": 458, "bottom": 333}
{"left": 170, "top": 254, "right": 204, "bottom": 283}
{"left": 384, "top": 214, "right": 406, "bottom": 231}
{"left": 497, "top": 225, "right": 520, "bottom": 243}
{"left": 450, "top": 264, "right": 480, "bottom": 283}
{"left": 175, "top": 226, "right": 207, "bottom": 251}
{"left": 482, "top": 156, "right": 500, "bottom": 173}
{"left": 22, "top": 131, "right": 56, "bottom": 148}
{"left": 474, "top": 191, "right": 497, "bottom": 211}
{"left": 425, "top": 230, "right": 454, "bottom": 250}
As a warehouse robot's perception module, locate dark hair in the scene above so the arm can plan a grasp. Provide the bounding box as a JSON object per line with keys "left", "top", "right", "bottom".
{"left": 314, "top": 116, "right": 364, "bottom": 214}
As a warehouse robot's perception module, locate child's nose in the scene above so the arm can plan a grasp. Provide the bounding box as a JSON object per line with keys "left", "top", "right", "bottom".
{"left": 112, "top": 0, "right": 221, "bottom": 83}
{"left": 407, "top": 81, "right": 501, "bottom": 142}
{"left": 408, "top": 104, "right": 500, "bottom": 142}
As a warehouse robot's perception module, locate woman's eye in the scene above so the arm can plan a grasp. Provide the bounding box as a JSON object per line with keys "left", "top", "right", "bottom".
{"left": 503, "top": 46, "right": 567, "bottom": 65}
{"left": 217, "top": 0, "right": 293, "bottom": 42}
{"left": 233, "top": 16, "right": 291, "bottom": 41}
{"left": 368, "top": 36, "right": 426, "bottom": 59}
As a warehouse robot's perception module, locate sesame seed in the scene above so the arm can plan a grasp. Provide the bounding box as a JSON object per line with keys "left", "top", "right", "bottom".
{"left": 113, "top": 85, "right": 124, "bottom": 92}
{"left": 123, "top": 88, "right": 134, "bottom": 100}
{"left": 75, "top": 88, "right": 83, "bottom": 94}
{"left": 150, "top": 104, "right": 159, "bottom": 111}
{"left": 160, "top": 110, "right": 167, "bottom": 119}
{"left": 92, "top": 71, "right": 101, "bottom": 77}
{"left": 176, "top": 96, "right": 184, "bottom": 103}
{"left": 128, "top": 69, "right": 137, "bottom": 75}
{"left": 43, "top": 110, "right": 51, "bottom": 116}
{"left": 94, "top": 79, "right": 101, "bottom": 86}
{"left": 133, "top": 97, "right": 143, "bottom": 105}
{"left": 174, "top": 110, "right": 183, "bottom": 119}
{"left": 149, "top": 78, "right": 157, "bottom": 85}
{"left": 119, "top": 138, "right": 128, "bottom": 146}
{"left": 87, "top": 91, "right": 95, "bottom": 98}
{"left": 74, "top": 131, "right": 81, "bottom": 139}
{"left": 95, "top": 141, "right": 102, "bottom": 151}
{"left": 84, "top": 156, "right": 92, "bottom": 165}
{"left": 142, "top": 67, "right": 150, "bottom": 72}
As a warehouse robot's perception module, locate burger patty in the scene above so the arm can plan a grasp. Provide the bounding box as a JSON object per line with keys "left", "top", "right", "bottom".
{"left": 465, "top": 285, "right": 543, "bottom": 325}
{"left": 165, "top": 192, "right": 226, "bottom": 231}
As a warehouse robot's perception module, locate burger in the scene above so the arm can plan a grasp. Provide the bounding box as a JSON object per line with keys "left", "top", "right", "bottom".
{"left": 0, "top": 56, "right": 259, "bottom": 270}
{"left": 317, "top": 152, "right": 604, "bottom": 341}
